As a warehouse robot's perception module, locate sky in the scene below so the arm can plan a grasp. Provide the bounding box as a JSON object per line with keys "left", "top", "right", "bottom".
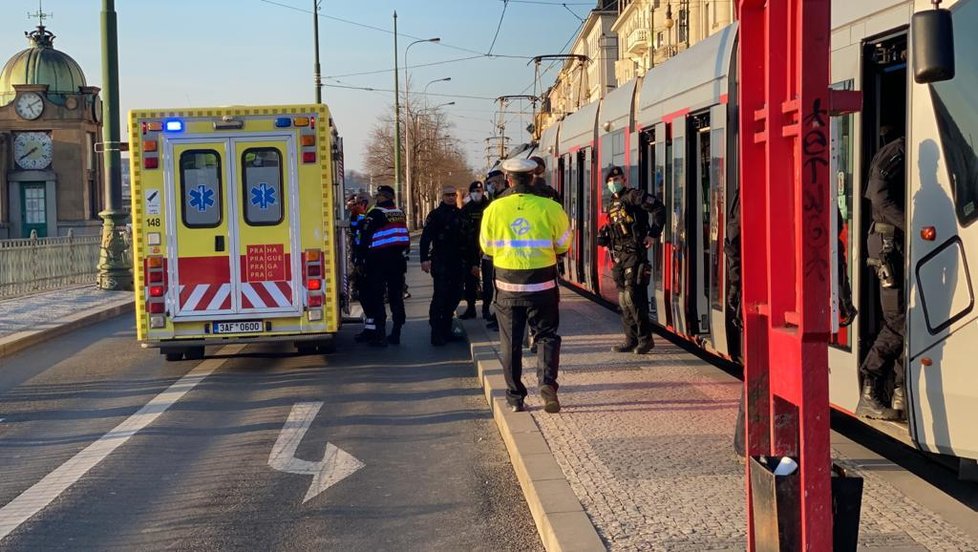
{"left": 0, "top": 0, "right": 590, "bottom": 176}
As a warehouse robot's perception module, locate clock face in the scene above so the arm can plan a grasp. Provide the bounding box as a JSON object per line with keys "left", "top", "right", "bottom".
{"left": 15, "top": 92, "right": 44, "bottom": 120}
{"left": 13, "top": 132, "right": 53, "bottom": 170}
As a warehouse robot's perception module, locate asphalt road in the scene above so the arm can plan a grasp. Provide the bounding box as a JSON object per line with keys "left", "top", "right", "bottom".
{"left": 0, "top": 275, "right": 542, "bottom": 551}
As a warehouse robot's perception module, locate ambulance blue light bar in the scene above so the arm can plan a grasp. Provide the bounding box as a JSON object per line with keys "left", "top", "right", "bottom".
{"left": 163, "top": 119, "right": 184, "bottom": 132}
{"left": 275, "top": 117, "right": 292, "bottom": 128}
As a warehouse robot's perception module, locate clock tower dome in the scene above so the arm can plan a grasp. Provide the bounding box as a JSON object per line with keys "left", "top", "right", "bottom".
{"left": 0, "top": 16, "right": 103, "bottom": 239}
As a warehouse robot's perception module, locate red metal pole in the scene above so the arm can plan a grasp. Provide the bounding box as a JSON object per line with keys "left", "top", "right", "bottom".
{"left": 738, "top": 0, "right": 833, "bottom": 549}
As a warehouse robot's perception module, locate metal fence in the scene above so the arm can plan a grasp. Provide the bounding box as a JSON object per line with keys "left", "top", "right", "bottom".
{"left": 0, "top": 229, "right": 132, "bottom": 297}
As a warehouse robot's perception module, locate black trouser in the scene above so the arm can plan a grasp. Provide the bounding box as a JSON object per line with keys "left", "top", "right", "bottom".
{"left": 612, "top": 257, "right": 652, "bottom": 344}
{"left": 364, "top": 255, "right": 406, "bottom": 337}
{"left": 465, "top": 258, "right": 494, "bottom": 316}
{"left": 860, "top": 285, "right": 905, "bottom": 388}
{"left": 429, "top": 261, "right": 465, "bottom": 339}
{"left": 496, "top": 290, "right": 560, "bottom": 405}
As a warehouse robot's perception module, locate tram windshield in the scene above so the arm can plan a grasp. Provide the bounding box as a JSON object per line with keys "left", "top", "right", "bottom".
{"left": 930, "top": 0, "right": 978, "bottom": 226}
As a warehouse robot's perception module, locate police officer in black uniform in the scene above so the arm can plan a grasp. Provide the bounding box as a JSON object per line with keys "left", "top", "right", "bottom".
{"left": 420, "top": 185, "right": 477, "bottom": 345}
{"left": 357, "top": 185, "right": 410, "bottom": 347}
{"left": 856, "top": 129, "right": 906, "bottom": 421}
{"left": 530, "top": 156, "right": 561, "bottom": 202}
{"left": 461, "top": 181, "right": 492, "bottom": 320}
{"left": 597, "top": 166, "right": 666, "bottom": 355}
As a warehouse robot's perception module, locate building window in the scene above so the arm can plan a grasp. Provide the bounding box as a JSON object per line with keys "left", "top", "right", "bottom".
{"left": 678, "top": 8, "right": 689, "bottom": 45}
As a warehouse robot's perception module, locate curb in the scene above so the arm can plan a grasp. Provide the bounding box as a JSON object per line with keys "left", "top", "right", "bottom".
{"left": 460, "top": 317, "right": 607, "bottom": 552}
{"left": 0, "top": 298, "right": 134, "bottom": 359}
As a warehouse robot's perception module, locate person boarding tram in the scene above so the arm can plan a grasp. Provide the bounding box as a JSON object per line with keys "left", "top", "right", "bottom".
{"left": 480, "top": 158, "right": 571, "bottom": 413}
{"left": 597, "top": 166, "right": 666, "bottom": 355}
{"left": 856, "top": 128, "right": 907, "bottom": 421}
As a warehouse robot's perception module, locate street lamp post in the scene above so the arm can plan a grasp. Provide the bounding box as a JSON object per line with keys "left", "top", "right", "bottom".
{"left": 96, "top": 0, "right": 132, "bottom": 291}
{"left": 313, "top": 0, "right": 323, "bottom": 103}
{"left": 401, "top": 37, "right": 441, "bottom": 226}
{"left": 392, "top": 12, "right": 401, "bottom": 206}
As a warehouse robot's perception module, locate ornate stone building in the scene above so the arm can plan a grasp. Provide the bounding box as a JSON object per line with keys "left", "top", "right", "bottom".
{"left": 613, "top": 0, "right": 735, "bottom": 85}
{"left": 0, "top": 23, "right": 103, "bottom": 238}
{"left": 534, "top": 0, "right": 734, "bottom": 139}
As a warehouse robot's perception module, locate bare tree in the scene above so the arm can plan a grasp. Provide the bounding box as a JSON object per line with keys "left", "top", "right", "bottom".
{"left": 362, "top": 102, "right": 475, "bottom": 227}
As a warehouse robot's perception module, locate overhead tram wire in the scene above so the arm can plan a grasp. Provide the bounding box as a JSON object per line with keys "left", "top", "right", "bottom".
{"left": 323, "top": 83, "right": 496, "bottom": 101}
{"left": 487, "top": 0, "right": 509, "bottom": 56}
{"left": 325, "top": 55, "right": 486, "bottom": 79}
{"left": 257, "top": 0, "right": 527, "bottom": 59}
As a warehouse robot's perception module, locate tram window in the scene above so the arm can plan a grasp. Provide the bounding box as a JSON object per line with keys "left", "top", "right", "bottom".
{"left": 673, "top": 136, "right": 686, "bottom": 234}
{"left": 179, "top": 150, "right": 222, "bottom": 229}
{"left": 242, "top": 148, "right": 284, "bottom": 226}
{"left": 603, "top": 130, "right": 626, "bottom": 212}
{"left": 710, "top": 127, "right": 725, "bottom": 311}
{"left": 930, "top": 0, "right": 978, "bottom": 226}
{"left": 662, "top": 138, "right": 673, "bottom": 242}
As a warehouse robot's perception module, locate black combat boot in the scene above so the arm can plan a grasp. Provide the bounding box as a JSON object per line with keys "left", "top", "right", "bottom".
{"left": 891, "top": 386, "right": 906, "bottom": 414}
{"left": 633, "top": 336, "right": 655, "bottom": 355}
{"left": 855, "top": 376, "right": 900, "bottom": 420}
{"left": 387, "top": 324, "right": 402, "bottom": 345}
{"left": 367, "top": 331, "right": 388, "bottom": 348}
{"left": 612, "top": 339, "right": 637, "bottom": 353}
{"left": 460, "top": 304, "right": 477, "bottom": 319}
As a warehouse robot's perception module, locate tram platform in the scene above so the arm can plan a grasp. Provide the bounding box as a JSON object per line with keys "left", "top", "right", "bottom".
{"left": 460, "top": 286, "right": 978, "bottom": 551}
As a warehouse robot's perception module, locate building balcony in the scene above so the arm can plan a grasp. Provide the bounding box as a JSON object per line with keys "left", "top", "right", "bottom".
{"left": 626, "top": 28, "right": 649, "bottom": 55}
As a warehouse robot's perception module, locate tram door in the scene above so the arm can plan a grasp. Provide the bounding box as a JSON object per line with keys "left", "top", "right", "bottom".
{"left": 581, "top": 147, "right": 596, "bottom": 292}
{"left": 642, "top": 128, "right": 667, "bottom": 325}
{"left": 692, "top": 114, "right": 712, "bottom": 335}
{"left": 708, "top": 104, "right": 728, "bottom": 351}
{"left": 655, "top": 122, "right": 674, "bottom": 329}
{"left": 563, "top": 152, "right": 580, "bottom": 284}
{"left": 669, "top": 119, "right": 689, "bottom": 333}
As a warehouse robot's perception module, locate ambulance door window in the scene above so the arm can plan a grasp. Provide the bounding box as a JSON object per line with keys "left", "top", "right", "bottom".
{"left": 242, "top": 148, "right": 284, "bottom": 226}
{"left": 180, "top": 150, "right": 222, "bottom": 228}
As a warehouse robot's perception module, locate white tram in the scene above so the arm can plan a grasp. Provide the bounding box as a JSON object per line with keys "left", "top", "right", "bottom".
{"left": 528, "top": 0, "right": 978, "bottom": 471}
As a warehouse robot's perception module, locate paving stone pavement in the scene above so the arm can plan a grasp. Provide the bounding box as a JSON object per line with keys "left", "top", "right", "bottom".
{"left": 500, "top": 289, "right": 978, "bottom": 552}
{"left": 0, "top": 285, "right": 131, "bottom": 339}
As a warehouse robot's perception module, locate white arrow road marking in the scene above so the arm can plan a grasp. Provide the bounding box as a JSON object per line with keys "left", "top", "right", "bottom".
{"left": 0, "top": 345, "right": 244, "bottom": 542}
{"left": 268, "top": 402, "right": 364, "bottom": 503}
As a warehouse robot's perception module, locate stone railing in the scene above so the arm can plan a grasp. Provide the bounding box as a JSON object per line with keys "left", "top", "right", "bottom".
{"left": 0, "top": 229, "right": 132, "bottom": 297}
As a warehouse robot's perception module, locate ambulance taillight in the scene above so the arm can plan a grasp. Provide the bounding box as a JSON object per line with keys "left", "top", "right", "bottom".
{"left": 146, "top": 256, "right": 167, "bottom": 327}
{"left": 305, "top": 249, "right": 324, "bottom": 320}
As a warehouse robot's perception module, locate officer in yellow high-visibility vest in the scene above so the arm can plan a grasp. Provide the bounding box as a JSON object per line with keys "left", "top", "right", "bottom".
{"left": 481, "top": 158, "right": 572, "bottom": 413}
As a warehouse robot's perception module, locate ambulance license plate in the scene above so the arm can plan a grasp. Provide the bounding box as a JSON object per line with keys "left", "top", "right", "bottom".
{"left": 212, "top": 320, "right": 263, "bottom": 334}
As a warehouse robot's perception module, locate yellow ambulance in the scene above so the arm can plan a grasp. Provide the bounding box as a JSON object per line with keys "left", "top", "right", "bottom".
{"left": 128, "top": 104, "right": 343, "bottom": 360}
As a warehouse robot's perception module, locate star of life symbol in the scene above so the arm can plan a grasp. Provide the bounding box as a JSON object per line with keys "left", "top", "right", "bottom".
{"left": 251, "top": 182, "right": 277, "bottom": 210}
{"left": 510, "top": 217, "right": 531, "bottom": 236}
{"left": 188, "top": 185, "right": 215, "bottom": 212}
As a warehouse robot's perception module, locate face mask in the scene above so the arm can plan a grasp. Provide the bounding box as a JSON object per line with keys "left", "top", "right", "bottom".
{"left": 607, "top": 181, "right": 624, "bottom": 194}
{"left": 470, "top": 191, "right": 483, "bottom": 202}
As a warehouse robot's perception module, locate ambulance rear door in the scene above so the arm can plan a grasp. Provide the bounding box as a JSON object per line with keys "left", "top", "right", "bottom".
{"left": 166, "top": 141, "right": 236, "bottom": 319}
{"left": 232, "top": 136, "right": 302, "bottom": 317}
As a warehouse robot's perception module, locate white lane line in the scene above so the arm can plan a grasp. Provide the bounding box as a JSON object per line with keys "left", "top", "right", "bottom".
{"left": 0, "top": 345, "right": 244, "bottom": 542}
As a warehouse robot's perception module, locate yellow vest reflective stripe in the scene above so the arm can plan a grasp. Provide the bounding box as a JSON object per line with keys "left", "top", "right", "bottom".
{"left": 495, "top": 279, "right": 557, "bottom": 292}
{"left": 480, "top": 192, "right": 571, "bottom": 271}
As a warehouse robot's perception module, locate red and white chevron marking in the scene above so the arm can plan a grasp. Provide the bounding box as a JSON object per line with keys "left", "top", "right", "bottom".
{"left": 179, "top": 283, "right": 232, "bottom": 312}
{"left": 241, "top": 281, "right": 294, "bottom": 309}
